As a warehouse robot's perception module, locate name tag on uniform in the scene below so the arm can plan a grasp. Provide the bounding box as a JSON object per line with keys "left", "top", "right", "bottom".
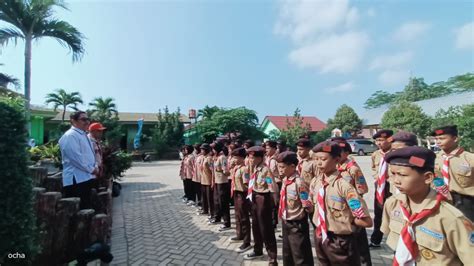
{"left": 330, "top": 195, "right": 344, "bottom": 203}
{"left": 418, "top": 226, "right": 444, "bottom": 240}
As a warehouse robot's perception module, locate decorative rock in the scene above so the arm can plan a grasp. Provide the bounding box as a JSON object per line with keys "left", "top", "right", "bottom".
{"left": 43, "top": 172, "right": 63, "bottom": 192}
{"left": 72, "top": 209, "right": 96, "bottom": 255}
{"left": 90, "top": 214, "right": 109, "bottom": 244}
{"left": 29, "top": 166, "right": 48, "bottom": 187}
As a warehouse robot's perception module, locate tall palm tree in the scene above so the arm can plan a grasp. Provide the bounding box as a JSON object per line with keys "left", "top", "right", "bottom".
{"left": 197, "top": 105, "right": 221, "bottom": 120}
{"left": 0, "top": 0, "right": 85, "bottom": 113}
{"left": 45, "top": 89, "right": 83, "bottom": 122}
{"left": 89, "top": 97, "right": 118, "bottom": 120}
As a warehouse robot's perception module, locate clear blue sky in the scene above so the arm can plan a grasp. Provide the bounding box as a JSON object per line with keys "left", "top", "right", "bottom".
{"left": 1, "top": 0, "right": 473, "bottom": 121}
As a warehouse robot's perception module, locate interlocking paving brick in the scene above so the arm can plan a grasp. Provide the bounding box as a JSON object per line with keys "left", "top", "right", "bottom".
{"left": 110, "top": 159, "right": 394, "bottom": 265}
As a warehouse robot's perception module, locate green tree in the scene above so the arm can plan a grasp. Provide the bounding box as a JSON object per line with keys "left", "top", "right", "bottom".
{"left": 45, "top": 88, "right": 83, "bottom": 122}
{"left": 0, "top": 0, "right": 85, "bottom": 114}
{"left": 397, "top": 77, "right": 430, "bottom": 102}
{"left": 364, "top": 90, "right": 396, "bottom": 109}
{"left": 88, "top": 97, "right": 118, "bottom": 121}
{"left": 381, "top": 101, "right": 432, "bottom": 137}
{"left": 197, "top": 105, "right": 221, "bottom": 120}
{"left": 326, "top": 104, "right": 362, "bottom": 136}
{"left": 446, "top": 73, "right": 474, "bottom": 92}
{"left": 0, "top": 101, "right": 37, "bottom": 263}
{"left": 196, "top": 107, "right": 264, "bottom": 143}
{"left": 279, "top": 108, "right": 312, "bottom": 149}
{"left": 268, "top": 129, "right": 281, "bottom": 141}
{"left": 153, "top": 107, "right": 184, "bottom": 157}
{"left": 311, "top": 127, "right": 332, "bottom": 144}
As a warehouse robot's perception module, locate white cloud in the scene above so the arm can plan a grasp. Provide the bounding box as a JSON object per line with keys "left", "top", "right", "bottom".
{"left": 275, "top": 0, "right": 369, "bottom": 74}
{"left": 369, "top": 51, "right": 413, "bottom": 70}
{"left": 392, "top": 21, "right": 431, "bottom": 42}
{"left": 378, "top": 70, "right": 409, "bottom": 87}
{"left": 289, "top": 32, "right": 369, "bottom": 73}
{"left": 324, "top": 81, "right": 355, "bottom": 94}
{"left": 454, "top": 22, "right": 474, "bottom": 50}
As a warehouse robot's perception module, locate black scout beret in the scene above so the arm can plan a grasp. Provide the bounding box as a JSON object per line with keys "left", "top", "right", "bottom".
{"left": 247, "top": 146, "right": 265, "bottom": 157}
{"left": 276, "top": 151, "right": 299, "bottom": 165}
{"left": 200, "top": 143, "right": 211, "bottom": 151}
{"left": 231, "top": 147, "right": 247, "bottom": 158}
{"left": 330, "top": 137, "right": 352, "bottom": 153}
{"left": 430, "top": 125, "right": 458, "bottom": 137}
{"left": 391, "top": 131, "right": 418, "bottom": 146}
{"left": 312, "top": 141, "right": 342, "bottom": 158}
{"left": 296, "top": 138, "right": 311, "bottom": 148}
{"left": 265, "top": 140, "right": 277, "bottom": 148}
{"left": 373, "top": 129, "right": 394, "bottom": 139}
{"left": 385, "top": 146, "right": 436, "bottom": 170}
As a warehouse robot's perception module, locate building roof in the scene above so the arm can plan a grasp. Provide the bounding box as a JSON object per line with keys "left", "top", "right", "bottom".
{"left": 47, "top": 110, "right": 190, "bottom": 124}
{"left": 262, "top": 116, "right": 327, "bottom": 132}
{"left": 361, "top": 91, "right": 474, "bottom": 126}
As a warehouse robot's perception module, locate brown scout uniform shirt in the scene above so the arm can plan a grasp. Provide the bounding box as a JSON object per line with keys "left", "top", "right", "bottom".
{"left": 251, "top": 162, "right": 277, "bottom": 193}
{"left": 381, "top": 189, "right": 473, "bottom": 265}
{"left": 214, "top": 154, "right": 228, "bottom": 184}
{"left": 232, "top": 164, "right": 249, "bottom": 192}
{"left": 200, "top": 154, "right": 213, "bottom": 186}
{"left": 310, "top": 171, "right": 371, "bottom": 235}
{"left": 372, "top": 149, "right": 397, "bottom": 194}
{"left": 184, "top": 153, "right": 195, "bottom": 180}
{"left": 298, "top": 156, "right": 319, "bottom": 187}
{"left": 193, "top": 154, "right": 203, "bottom": 183}
{"left": 338, "top": 159, "right": 369, "bottom": 196}
{"left": 266, "top": 154, "right": 281, "bottom": 183}
{"left": 282, "top": 173, "right": 313, "bottom": 221}
{"left": 435, "top": 148, "right": 474, "bottom": 197}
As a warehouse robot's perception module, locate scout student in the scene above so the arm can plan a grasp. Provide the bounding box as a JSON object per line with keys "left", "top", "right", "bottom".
{"left": 331, "top": 137, "right": 371, "bottom": 266}
{"left": 179, "top": 146, "right": 187, "bottom": 203}
{"left": 370, "top": 129, "right": 393, "bottom": 248}
{"left": 310, "top": 141, "right": 373, "bottom": 265}
{"left": 198, "top": 143, "right": 214, "bottom": 218}
{"left": 265, "top": 140, "right": 281, "bottom": 229}
{"left": 209, "top": 142, "right": 232, "bottom": 231}
{"left": 431, "top": 125, "right": 474, "bottom": 221}
{"left": 243, "top": 146, "right": 278, "bottom": 265}
{"left": 295, "top": 138, "right": 319, "bottom": 186}
{"left": 243, "top": 140, "right": 255, "bottom": 169}
{"left": 277, "top": 139, "right": 288, "bottom": 154}
{"left": 381, "top": 146, "right": 473, "bottom": 265}
{"left": 229, "top": 147, "right": 253, "bottom": 253}
{"left": 193, "top": 144, "right": 203, "bottom": 208}
{"left": 183, "top": 145, "right": 196, "bottom": 206}
{"left": 276, "top": 151, "right": 314, "bottom": 266}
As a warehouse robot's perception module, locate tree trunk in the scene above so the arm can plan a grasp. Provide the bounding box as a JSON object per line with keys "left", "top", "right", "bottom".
{"left": 62, "top": 106, "right": 66, "bottom": 123}
{"left": 24, "top": 34, "right": 33, "bottom": 133}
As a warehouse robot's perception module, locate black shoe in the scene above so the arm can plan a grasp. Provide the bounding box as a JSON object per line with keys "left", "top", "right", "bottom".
{"left": 218, "top": 225, "right": 231, "bottom": 232}
{"left": 236, "top": 243, "right": 252, "bottom": 253}
{"left": 208, "top": 219, "right": 221, "bottom": 225}
{"left": 230, "top": 236, "right": 243, "bottom": 242}
{"left": 243, "top": 251, "right": 263, "bottom": 259}
{"left": 369, "top": 242, "right": 381, "bottom": 248}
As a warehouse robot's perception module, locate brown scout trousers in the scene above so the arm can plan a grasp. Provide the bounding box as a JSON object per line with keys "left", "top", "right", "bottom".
{"left": 214, "top": 183, "right": 231, "bottom": 226}
{"left": 193, "top": 181, "right": 202, "bottom": 206}
{"left": 356, "top": 227, "right": 372, "bottom": 266}
{"left": 234, "top": 191, "right": 251, "bottom": 245}
{"left": 272, "top": 182, "right": 282, "bottom": 228}
{"left": 371, "top": 181, "right": 391, "bottom": 245}
{"left": 251, "top": 192, "right": 277, "bottom": 263}
{"left": 315, "top": 231, "right": 361, "bottom": 266}
{"left": 452, "top": 191, "right": 474, "bottom": 221}
{"left": 201, "top": 185, "right": 214, "bottom": 216}
{"left": 282, "top": 217, "right": 314, "bottom": 266}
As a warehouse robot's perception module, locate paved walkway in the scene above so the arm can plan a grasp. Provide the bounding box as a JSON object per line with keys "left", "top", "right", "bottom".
{"left": 109, "top": 158, "right": 393, "bottom": 265}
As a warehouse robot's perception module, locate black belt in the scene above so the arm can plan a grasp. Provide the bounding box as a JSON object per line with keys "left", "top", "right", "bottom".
{"left": 451, "top": 191, "right": 474, "bottom": 204}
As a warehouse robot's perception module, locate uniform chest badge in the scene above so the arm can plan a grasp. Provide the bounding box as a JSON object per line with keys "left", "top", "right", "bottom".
{"left": 420, "top": 249, "right": 435, "bottom": 260}
{"left": 333, "top": 210, "right": 342, "bottom": 218}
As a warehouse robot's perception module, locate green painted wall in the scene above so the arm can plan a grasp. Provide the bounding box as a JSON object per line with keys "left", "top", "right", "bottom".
{"left": 261, "top": 120, "right": 280, "bottom": 137}
{"left": 30, "top": 116, "right": 44, "bottom": 145}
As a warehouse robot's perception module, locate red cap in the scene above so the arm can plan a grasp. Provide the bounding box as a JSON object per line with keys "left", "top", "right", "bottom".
{"left": 89, "top": 122, "right": 107, "bottom": 131}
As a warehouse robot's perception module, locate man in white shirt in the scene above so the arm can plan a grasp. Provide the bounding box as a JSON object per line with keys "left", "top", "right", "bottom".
{"left": 59, "top": 111, "right": 98, "bottom": 209}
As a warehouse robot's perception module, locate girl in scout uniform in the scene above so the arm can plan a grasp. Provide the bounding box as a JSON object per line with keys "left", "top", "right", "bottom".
{"left": 430, "top": 125, "right": 474, "bottom": 221}
{"left": 277, "top": 151, "right": 314, "bottom": 266}
{"left": 331, "top": 137, "right": 371, "bottom": 266}
{"left": 265, "top": 140, "right": 281, "bottom": 230}
{"left": 381, "top": 146, "right": 472, "bottom": 265}
{"left": 198, "top": 144, "right": 214, "bottom": 219}
{"left": 310, "top": 141, "right": 373, "bottom": 266}
{"left": 209, "top": 142, "right": 232, "bottom": 231}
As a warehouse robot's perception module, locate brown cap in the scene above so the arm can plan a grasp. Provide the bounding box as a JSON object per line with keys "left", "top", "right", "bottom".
{"left": 385, "top": 146, "right": 436, "bottom": 170}
{"left": 247, "top": 146, "right": 265, "bottom": 157}
{"left": 296, "top": 138, "right": 311, "bottom": 148}
{"left": 231, "top": 147, "right": 247, "bottom": 158}
{"left": 373, "top": 129, "right": 394, "bottom": 139}
{"left": 330, "top": 137, "right": 352, "bottom": 153}
{"left": 391, "top": 131, "right": 418, "bottom": 146}
{"left": 276, "top": 151, "right": 298, "bottom": 165}
{"left": 312, "top": 141, "right": 342, "bottom": 158}
{"left": 430, "top": 125, "right": 458, "bottom": 137}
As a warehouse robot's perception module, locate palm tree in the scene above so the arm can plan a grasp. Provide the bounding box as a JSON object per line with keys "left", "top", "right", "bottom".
{"left": 89, "top": 97, "right": 118, "bottom": 120}
{"left": 45, "top": 89, "right": 83, "bottom": 122}
{"left": 197, "top": 105, "right": 221, "bottom": 120}
{"left": 0, "top": 0, "right": 85, "bottom": 113}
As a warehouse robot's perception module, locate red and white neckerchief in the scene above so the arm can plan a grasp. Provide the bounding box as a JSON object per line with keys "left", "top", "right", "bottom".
{"left": 316, "top": 176, "right": 330, "bottom": 242}
{"left": 393, "top": 193, "right": 444, "bottom": 266}
{"left": 441, "top": 148, "right": 464, "bottom": 188}
{"left": 278, "top": 177, "right": 295, "bottom": 219}
{"left": 297, "top": 160, "right": 304, "bottom": 175}
{"left": 376, "top": 151, "right": 388, "bottom": 205}
{"left": 246, "top": 164, "right": 260, "bottom": 202}
{"left": 231, "top": 165, "right": 243, "bottom": 198}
